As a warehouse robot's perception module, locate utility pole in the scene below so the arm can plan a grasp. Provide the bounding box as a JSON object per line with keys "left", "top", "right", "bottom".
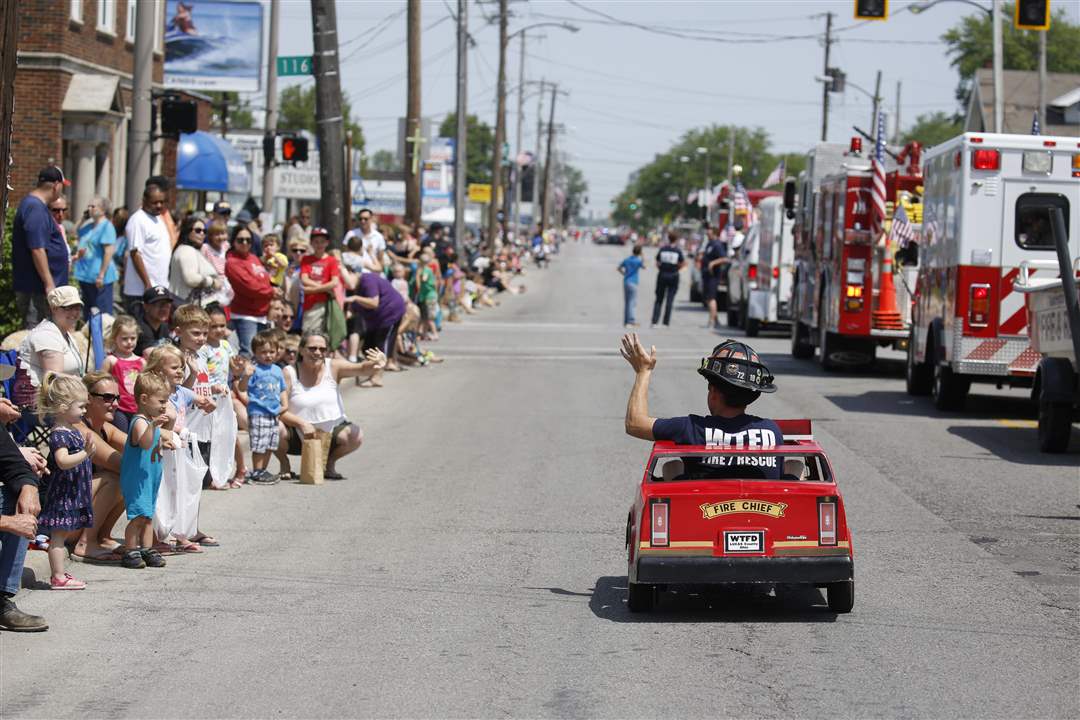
{"left": 540, "top": 83, "right": 557, "bottom": 230}
{"left": 893, "top": 80, "right": 902, "bottom": 145}
{"left": 261, "top": 0, "right": 280, "bottom": 222}
{"left": 512, "top": 31, "right": 526, "bottom": 237}
{"left": 820, "top": 11, "right": 833, "bottom": 142}
{"left": 991, "top": 0, "right": 1003, "bottom": 133}
{"left": 0, "top": 0, "right": 20, "bottom": 244}
{"left": 532, "top": 79, "right": 544, "bottom": 231}
{"left": 870, "top": 70, "right": 882, "bottom": 141}
{"left": 311, "top": 0, "right": 346, "bottom": 242}
{"left": 126, "top": 0, "right": 155, "bottom": 211}
{"left": 1037, "top": 29, "right": 1047, "bottom": 129}
{"left": 453, "top": 0, "right": 467, "bottom": 255}
{"left": 488, "top": 0, "right": 508, "bottom": 244}
{"left": 404, "top": 0, "right": 422, "bottom": 225}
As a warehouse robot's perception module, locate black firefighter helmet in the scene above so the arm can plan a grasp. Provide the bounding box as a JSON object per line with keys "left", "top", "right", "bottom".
{"left": 698, "top": 339, "right": 777, "bottom": 406}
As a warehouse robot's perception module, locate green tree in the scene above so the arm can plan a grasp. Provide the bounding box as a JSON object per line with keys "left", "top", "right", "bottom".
{"left": 902, "top": 111, "right": 964, "bottom": 148}
{"left": 611, "top": 125, "right": 804, "bottom": 228}
{"left": 208, "top": 91, "right": 254, "bottom": 131}
{"left": 368, "top": 149, "right": 398, "bottom": 172}
{"left": 0, "top": 208, "right": 19, "bottom": 338}
{"left": 438, "top": 113, "right": 494, "bottom": 186}
{"left": 279, "top": 85, "right": 365, "bottom": 152}
{"left": 942, "top": 4, "right": 1080, "bottom": 107}
{"left": 557, "top": 164, "right": 589, "bottom": 224}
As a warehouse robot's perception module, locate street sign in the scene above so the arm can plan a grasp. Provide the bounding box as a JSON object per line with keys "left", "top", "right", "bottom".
{"left": 277, "top": 56, "right": 313, "bottom": 77}
{"left": 468, "top": 183, "right": 492, "bottom": 203}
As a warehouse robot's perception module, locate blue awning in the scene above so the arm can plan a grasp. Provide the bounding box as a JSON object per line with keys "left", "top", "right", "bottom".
{"left": 176, "top": 131, "right": 250, "bottom": 193}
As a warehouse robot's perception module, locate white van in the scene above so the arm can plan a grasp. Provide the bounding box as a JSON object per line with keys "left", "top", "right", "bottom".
{"left": 740, "top": 196, "right": 796, "bottom": 336}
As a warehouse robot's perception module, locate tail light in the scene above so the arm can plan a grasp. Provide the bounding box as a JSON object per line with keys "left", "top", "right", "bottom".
{"left": 748, "top": 265, "right": 758, "bottom": 280}
{"left": 650, "top": 500, "right": 669, "bottom": 547}
{"left": 972, "top": 149, "right": 1000, "bottom": 171}
{"left": 969, "top": 283, "right": 991, "bottom": 327}
{"left": 1072, "top": 154, "right": 1080, "bottom": 178}
{"left": 772, "top": 267, "right": 780, "bottom": 279}
{"left": 818, "top": 498, "right": 837, "bottom": 546}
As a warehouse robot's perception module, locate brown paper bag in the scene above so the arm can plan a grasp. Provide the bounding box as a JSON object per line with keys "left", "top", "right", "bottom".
{"left": 299, "top": 430, "right": 330, "bottom": 485}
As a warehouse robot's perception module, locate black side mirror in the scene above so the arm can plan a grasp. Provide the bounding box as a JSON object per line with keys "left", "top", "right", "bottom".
{"left": 783, "top": 178, "right": 796, "bottom": 212}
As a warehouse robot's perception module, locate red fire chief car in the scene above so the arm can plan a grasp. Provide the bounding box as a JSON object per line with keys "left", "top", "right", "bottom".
{"left": 624, "top": 419, "right": 854, "bottom": 613}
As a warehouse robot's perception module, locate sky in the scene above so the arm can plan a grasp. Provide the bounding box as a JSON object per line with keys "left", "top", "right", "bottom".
{"left": 266, "top": 0, "right": 1080, "bottom": 218}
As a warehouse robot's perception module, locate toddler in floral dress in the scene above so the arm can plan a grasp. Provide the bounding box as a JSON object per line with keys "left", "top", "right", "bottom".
{"left": 36, "top": 373, "right": 96, "bottom": 590}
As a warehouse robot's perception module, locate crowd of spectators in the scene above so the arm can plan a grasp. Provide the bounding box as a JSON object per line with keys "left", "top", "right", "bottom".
{"left": 0, "top": 166, "right": 538, "bottom": 632}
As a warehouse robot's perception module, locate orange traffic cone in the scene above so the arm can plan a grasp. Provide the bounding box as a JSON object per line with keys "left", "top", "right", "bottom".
{"left": 873, "top": 233, "right": 904, "bottom": 330}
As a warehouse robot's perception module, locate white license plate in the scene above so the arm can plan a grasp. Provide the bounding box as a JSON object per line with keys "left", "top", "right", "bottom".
{"left": 724, "top": 530, "right": 764, "bottom": 553}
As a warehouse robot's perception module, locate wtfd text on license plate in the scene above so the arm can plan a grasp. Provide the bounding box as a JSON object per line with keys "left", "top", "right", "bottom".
{"left": 724, "top": 530, "right": 764, "bottom": 553}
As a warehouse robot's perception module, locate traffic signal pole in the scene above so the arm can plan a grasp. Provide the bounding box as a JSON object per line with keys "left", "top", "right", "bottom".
{"left": 127, "top": 0, "right": 155, "bottom": 211}
{"left": 311, "top": 0, "right": 346, "bottom": 243}
{"left": 405, "top": 0, "right": 422, "bottom": 225}
{"left": 262, "top": 0, "right": 279, "bottom": 222}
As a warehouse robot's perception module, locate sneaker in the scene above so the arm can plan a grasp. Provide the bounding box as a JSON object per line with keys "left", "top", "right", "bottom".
{"left": 121, "top": 549, "right": 146, "bottom": 569}
{"left": 249, "top": 469, "right": 278, "bottom": 485}
{"left": 0, "top": 598, "right": 48, "bottom": 632}
{"left": 140, "top": 548, "right": 167, "bottom": 568}
{"left": 50, "top": 573, "right": 86, "bottom": 590}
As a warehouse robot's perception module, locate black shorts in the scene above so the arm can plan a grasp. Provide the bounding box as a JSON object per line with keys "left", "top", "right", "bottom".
{"left": 285, "top": 420, "right": 355, "bottom": 456}
{"left": 703, "top": 274, "right": 719, "bottom": 301}
{"left": 347, "top": 309, "right": 366, "bottom": 336}
{"left": 363, "top": 320, "right": 400, "bottom": 356}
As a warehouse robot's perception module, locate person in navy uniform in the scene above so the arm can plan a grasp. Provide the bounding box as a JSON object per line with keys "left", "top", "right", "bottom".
{"left": 650, "top": 232, "right": 685, "bottom": 327}
{"left": 620, "top": 334, "right": 783, "bottom": 478}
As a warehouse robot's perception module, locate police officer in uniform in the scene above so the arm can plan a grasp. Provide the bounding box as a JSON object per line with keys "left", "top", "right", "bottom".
{"left": 650, "top": 232, "right": 686, "bottom": 327}
{"left": 620, "top": 334, "right": 784, "bottom": 477}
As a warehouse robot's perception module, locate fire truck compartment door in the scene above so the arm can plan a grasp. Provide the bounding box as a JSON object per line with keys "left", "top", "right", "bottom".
{"left": 1000, "top": 180, "right": 1079, "bottom": 271}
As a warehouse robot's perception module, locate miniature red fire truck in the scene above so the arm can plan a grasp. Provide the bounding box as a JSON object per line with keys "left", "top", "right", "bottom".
{"left": 788, "top": 138, "right": 923, "bottom": 369}
{"left": 905, "top": 132, "right": 1080, "bottom": 410}
{"left": 624, "top": 420, "right": 854, "bottom": 613}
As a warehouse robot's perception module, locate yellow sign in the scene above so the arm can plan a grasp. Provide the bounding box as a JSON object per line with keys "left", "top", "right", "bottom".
{"left": 468, "top": 183, "right": 492, "bottom": 203}
{"left": 700, "top": 499, "right": 788, "bottom": 519}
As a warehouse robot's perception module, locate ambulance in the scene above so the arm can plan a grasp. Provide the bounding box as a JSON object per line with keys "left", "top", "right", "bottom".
{"left": 905, "top": 132, "right": 1080, "bottom": 410}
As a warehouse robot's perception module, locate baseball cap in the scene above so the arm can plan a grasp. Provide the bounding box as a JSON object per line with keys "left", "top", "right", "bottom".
{"left": 213, "top": 200, "right": 232, "bottom": 215}
{"left": 47, "top": 285, "right": 83, "bottom": 308}
{"left": 142, "top": 285, "right": 171, "bottom": 304}
{"left": 235, "top": 209, "right": 253, "bottom": 224}
{"left": 38, "top": 167, "right": 71, "bottom": 186}
{"left": 310, "top": 226, "right": 329, "bottom": 238}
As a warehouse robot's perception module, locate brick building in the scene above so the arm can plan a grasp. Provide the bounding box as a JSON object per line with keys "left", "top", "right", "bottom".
{"left": 7, "top": 0, "right": 166, "bottom": 215}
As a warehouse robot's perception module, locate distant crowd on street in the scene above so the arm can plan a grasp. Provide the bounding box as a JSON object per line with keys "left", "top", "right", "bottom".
{"left": 0, "top": 165, "right": 558, "bottom": 632}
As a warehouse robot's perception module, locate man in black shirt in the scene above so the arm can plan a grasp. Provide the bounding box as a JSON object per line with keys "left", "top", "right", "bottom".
{"left": 135, "top": 285, "right": 173, "bottom": 357}
{"left": 0, "top": 415, "right": 48, "bottom": 632}
{"left": 651, "top": 232, "right": 686, "bottom": 327}
{"left": 700, "top": 227, "right": 727, "bottom": 329}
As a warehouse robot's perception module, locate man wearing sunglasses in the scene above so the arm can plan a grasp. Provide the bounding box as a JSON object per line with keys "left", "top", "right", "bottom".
{"left": 11, "top": 167, "right": 71, "bottom": 328}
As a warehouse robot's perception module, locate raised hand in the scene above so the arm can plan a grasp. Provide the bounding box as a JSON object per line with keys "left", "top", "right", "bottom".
{"left": 620, "top": 333, "right": 657, "bottom": 373}
{"left": 364, "top": 348, "right": 387, "bottom": 369}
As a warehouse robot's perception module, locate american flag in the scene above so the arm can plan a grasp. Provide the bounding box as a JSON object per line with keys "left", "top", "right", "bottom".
{"left": 763, "top": 159, "right": 785, "bottom": 188}
{"left": 733, "top": 179, "right": 753, "bottom": 226}
{"left": 871, "top": 111, "right": 887, "bottom": 237}
{"left": 1031, "top": 110, "right": 1041, "bottom": 135}
{"left": 889, "top": 202, "right": 916, "bottom": 249}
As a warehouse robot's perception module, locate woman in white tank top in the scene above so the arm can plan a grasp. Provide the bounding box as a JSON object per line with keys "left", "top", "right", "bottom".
{"left": 280, "top": 331, "right": 386, "bottom": 479}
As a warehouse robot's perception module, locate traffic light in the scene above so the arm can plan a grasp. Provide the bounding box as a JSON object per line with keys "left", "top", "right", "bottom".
{"left": 160, "top": 97, "right": 197, "bottom": 136}
{"left": 280, "top": 134, "right": 308, "bottom": 164}
{"left": 1014, "top": 0, "right": 1049, "bottom": 30}
{"left": 854, "top": 0, "right": 888, "bottom": 20}
{"left": 826, "top": 67, "right": 846, "bottom": 93}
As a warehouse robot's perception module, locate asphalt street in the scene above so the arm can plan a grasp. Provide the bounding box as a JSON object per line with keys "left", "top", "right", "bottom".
{"left": 2, "top": 240, "right": 1077, "bottom": 719}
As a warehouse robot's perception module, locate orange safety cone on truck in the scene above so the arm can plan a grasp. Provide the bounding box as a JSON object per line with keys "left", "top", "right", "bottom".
{"left": 873, "top": 232, "right": 904, "bottom": 330}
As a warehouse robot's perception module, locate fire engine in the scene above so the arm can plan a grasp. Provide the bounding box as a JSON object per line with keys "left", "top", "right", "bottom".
{"left": 905, "top": 132, "right": 1080, "bottom": 410}
{"left": 788, "top": 138, "right": 924, "bottom": 369}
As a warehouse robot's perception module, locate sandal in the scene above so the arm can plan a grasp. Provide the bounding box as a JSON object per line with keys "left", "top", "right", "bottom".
{"left": 323, "top": 470, "right": 345, "bottom": 480}
{"left": 174, "top": 541, "right": 204, "bottom": 554}
{"left": 140, "top": 548, "right": 167, "bottom": 568}
{"left": 50, "top": 573, "right": 87, "bottom": 590}
{"left": 70, "top": 548, "right": 122, "bottom": 565}
{"left": 151, "top": 542, "right": 181, "bottom": 556}
{"left": 192, "top": 534, "right": 220, "bottom": 547}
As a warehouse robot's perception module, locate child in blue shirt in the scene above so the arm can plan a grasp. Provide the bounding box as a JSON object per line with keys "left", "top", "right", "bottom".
{"left": 238, "top": 333, "right": 288, "bottom": 485}
{"left": 617, "top": 245, "right": 646, "bottom": 328}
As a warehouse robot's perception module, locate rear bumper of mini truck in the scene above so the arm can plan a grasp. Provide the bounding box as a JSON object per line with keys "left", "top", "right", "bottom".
{"left": 636, "top": 555, "right": 853, "bottom": 585}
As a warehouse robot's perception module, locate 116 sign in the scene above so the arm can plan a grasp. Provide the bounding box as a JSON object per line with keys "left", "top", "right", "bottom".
{"left": 277, "top": 56, "right": 313, "bottom": 77}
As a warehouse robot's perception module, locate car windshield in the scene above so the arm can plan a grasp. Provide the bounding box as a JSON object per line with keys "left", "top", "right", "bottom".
{"left": 649, "top": 452, "right": 832, "bottom": 483}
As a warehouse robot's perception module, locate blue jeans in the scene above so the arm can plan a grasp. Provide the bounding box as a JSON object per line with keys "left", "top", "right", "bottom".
{"left": 230, "top": 318, "right": 267, "bottom": 357}
{"left": 0, "top": 484, "right": 29, "bottom": 596}
{"left": 623, "top": 281, "right": 638, "bottom": 325}
{"left": 79, "top": 281, "right": 114, "bottom": 320}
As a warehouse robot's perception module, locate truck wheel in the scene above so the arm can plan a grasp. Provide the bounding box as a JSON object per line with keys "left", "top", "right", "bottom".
{"left": 717, "top": 289, "right": 729, "bottom": 312}
{"left": 627, "top": 582, "right": 657, "bottom": 613}
{"left": 826, "top": 581, "right": 854, "bottom": 613}
{"left": 932, "top": 361, "right": 969, "bottom": 411}
{"left": 791, "top": 321, "right": 813, "bottom": 358}
{"left": 726, "top": 303, "right": 741, "bottom": 328}
{"left": 819, "top": 321, "right": 839, "bottom": 371}
{"left": 689, "top": 283, "right": 702, "bottom": 303}
{"left": 1038, "top": 400, "right": 1073, "bottom": 453}
{"left": 906, "top": 330, "right": 932, "bottom": 396}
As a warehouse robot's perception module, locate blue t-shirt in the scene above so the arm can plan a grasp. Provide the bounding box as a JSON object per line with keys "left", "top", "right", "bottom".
{"left": 73, "top": 220, "right": 119, "bottom": 285}
{"left": 701, "top": 239, "right": 726, "bottom": 279}
{"left": 653, "top": 414, "right": 785, "bottom": 478}
{"left": 619, "top": 255, "right": 644, "bottom": 285}
{"left": 247, "top": 363, "right": 286, "bottom": 417}
{"left": 12, "top": 194, "right": 69, "bottom": 293}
